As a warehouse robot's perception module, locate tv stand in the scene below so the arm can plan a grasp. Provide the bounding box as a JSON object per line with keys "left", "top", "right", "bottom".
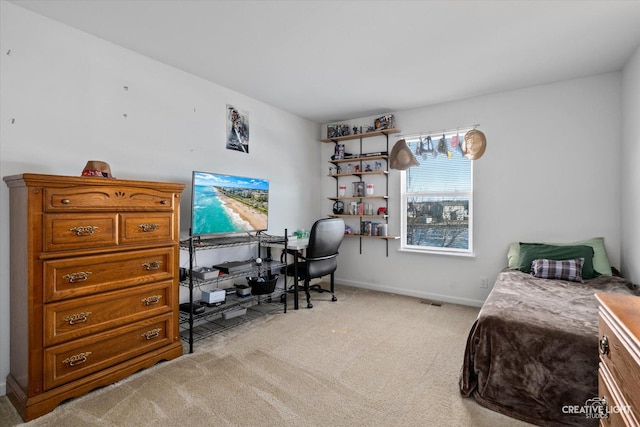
{"left": 179, "top": 232, "right": 289, "bottom": 353}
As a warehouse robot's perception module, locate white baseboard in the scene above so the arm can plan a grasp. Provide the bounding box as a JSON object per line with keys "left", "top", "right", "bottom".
{"left": 335, "top": 277, "right": 485, "bottom": 308}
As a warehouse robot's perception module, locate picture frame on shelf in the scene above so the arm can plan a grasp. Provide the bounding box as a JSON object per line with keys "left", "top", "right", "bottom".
{"left": 352, "top": 181, "right": 365, "bottom": 197}
{"left": 327, "top": 124, "right": 338, "bottom": 138}
{"left": 374, "top": 114, "right": 395, "bottom": 130}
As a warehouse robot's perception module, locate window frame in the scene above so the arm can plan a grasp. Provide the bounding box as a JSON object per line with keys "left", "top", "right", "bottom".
{"left": 399, "top": 136, "right": 475, "bottom": 257}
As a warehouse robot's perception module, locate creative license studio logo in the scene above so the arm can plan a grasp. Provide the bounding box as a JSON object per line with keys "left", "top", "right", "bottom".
{"left": 562, "top": 397, "right": 631, "bottom": 419}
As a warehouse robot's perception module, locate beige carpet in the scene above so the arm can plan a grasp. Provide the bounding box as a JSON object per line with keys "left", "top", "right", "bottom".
{"left": 1, "top": 285, "right": 533, "bottom": 427}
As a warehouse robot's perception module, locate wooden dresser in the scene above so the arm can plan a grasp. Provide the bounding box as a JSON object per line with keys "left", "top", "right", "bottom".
{"left": 596, "top": 293, "right": 640, "bottom": 427}
{"left": 3, "top": 173, "right": 185, "bottom": 421}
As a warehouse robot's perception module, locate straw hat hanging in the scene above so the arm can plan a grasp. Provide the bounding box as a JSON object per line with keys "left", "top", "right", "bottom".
{"left": 461, "top": 129, "right": 487, "bottom": 160}
{"left": 390, "top": 139, "right": 419, "bottom": 170}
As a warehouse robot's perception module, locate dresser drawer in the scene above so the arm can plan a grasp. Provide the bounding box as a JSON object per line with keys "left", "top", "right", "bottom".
{"left": 44, "top": 214, "right": 117, "bottom": 252}
{"left": 44, "top": 313, "right": 174, "bottom": 390}
{"left": 44, "top": 186, "right": 175, "bottom": 211}
{"left": 44, "top": 247, "right": 175, "bottom": 302}
{"left": 599, "top": 362, "right": 638, "bottom": 426}
{"left": 44, "top": 280, "right": 174, "bottom": 346}
{"left": 599, "top": 314, "right": 640, "bottom": 418}
{"left": 120, "top": 213, "right": 175, "bottom": 245}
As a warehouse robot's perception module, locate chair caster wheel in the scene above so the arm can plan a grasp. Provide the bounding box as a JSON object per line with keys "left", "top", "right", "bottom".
{"left": 307, "top": 302, "right": 313, "bottom": 309}
{"left": 331, "top": 296, "right": 337, "bottom": 302}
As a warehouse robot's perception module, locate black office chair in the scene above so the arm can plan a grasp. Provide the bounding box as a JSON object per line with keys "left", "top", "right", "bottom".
{"left": 284, "top": 217, "right": 345, "bottom": 309}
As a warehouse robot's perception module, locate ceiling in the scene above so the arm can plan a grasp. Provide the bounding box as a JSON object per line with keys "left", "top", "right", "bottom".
{"left": 9, "top": 0, "right": 640, "bottom": 124}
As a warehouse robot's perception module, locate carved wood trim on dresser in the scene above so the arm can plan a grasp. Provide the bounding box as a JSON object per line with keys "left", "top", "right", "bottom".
{"left": 596, "top": 293, "right": 640, "bottom": 427}
{"left": 3, "top": 173, "right": 185, "bottom": 421}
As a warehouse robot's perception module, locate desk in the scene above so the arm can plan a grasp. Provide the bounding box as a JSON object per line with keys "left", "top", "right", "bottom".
{"left": 263, "top": 239, "right": 308, "bottom": 309}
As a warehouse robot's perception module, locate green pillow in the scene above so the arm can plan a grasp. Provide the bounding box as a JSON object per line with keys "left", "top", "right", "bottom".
{"left": 517, "top": 243, "right": 598, "bottom": 279}
{"left": 507, "top": 242, "right": 520, "bottom": 269}
{"left": 507, "top": 237, "right": 612, "bottom": 276}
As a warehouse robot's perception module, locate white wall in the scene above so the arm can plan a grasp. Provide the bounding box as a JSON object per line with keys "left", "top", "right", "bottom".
{"left": 0, "top": 2, "right": 320, "bottom": 396}
{"left": 328, "top": 73, "right": 623, "bottom": 306}
{"left": 621, "top": 44, "right": 640, "bottom": 283}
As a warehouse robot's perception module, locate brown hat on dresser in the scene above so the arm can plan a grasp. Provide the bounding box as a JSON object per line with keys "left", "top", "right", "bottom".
{"left": 81, "top": 160, "right": 113, "bottom": 178}
{"left": 389, "top": 139, "right": 419, "bottom": 170}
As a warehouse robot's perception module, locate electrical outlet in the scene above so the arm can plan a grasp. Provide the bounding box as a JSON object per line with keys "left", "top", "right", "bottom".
{"left": 480, "top": 277, "right": 489, "bottom": 288}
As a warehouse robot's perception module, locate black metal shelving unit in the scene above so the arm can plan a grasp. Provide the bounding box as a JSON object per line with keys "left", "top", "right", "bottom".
{"left": 179, "top": 232, "right": 288, "bottom": 353}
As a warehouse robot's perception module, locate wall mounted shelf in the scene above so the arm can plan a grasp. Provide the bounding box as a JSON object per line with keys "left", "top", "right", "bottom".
{"left": 323, "top": 127, "right": 400, "bottom": 255}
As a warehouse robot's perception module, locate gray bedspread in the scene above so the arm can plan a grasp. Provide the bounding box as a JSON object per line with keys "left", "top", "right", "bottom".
{"left": 460, "top": 269, "right": 639, "bottom": 426}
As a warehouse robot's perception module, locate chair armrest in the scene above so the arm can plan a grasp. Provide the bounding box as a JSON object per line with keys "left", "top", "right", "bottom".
{"left": 306, "top": 253, "right": 338, "bottom": 262}
{"left": 281, "top": 249, "right": 307, "bottom": 262}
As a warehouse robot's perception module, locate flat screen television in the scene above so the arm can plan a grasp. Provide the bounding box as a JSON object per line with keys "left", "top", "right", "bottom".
{"left": 190, "top": 171, "right": 269, "bottom": 237}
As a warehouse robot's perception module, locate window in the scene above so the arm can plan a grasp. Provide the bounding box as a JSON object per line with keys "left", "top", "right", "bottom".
{"left": 400, "top": 131, "right": 473, "bottom": 255}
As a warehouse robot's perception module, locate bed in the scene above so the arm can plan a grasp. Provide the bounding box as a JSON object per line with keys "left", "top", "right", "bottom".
{"left": 459, "top": 242, "right": 639, "bottom": 426}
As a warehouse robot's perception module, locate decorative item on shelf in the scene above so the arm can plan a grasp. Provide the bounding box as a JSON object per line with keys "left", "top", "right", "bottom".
{"left": 377, "top": 223, "right": 388, "bottom": 236}
{"left": 352, "top": 182, "right": 365, "bottom": 197}
{"left": 334, "top": 144, "right": 345, "bottom": 159}
{"left": 352, "top": 126, "right": 359, "bottom": 135}
{"left": 364, "top": 163, "right": 372, "bottom": 172}
{"left": 338, "top": 185, "right": 346, "bottom": 196}
{"left": 333, "top": 200, "right": 345, "bottom": 214}
{"left": 350, "top": 201, "right": 358, "bottom": 215}
{"left": 366, "top": 183, "right": 374, "bottom": 195}
{"left": 346, "top": 164, "right": 353, "bottom": 173}
{"left": 377, "top": 207, "right": 387, "bottom": 215}
{"left": 81, "top": 160, "right": 113, "bottom": 178}
{"left": 390, "top": 139, "right": 419, "bottom": 170}
{"left": 327, "top": 124, "right": 351, "bottom": 138}
{"left": 462, "top": 129, "right": 487, "bottom": 160}
{"left": 364, "top": 203, "right": 373, "bottom": 215}
{"left": 374, "top": 161, "right": 382, "bottom": 171}
{"left": 374, "top": 114, "right": 395, "bottom": 130}
{"left": 362, "top": 221, "right": 372, "bottom": 236}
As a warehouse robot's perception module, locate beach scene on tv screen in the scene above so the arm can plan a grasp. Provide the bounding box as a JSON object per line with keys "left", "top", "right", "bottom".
{"left": 192, "top": 172, "right": 268, "bottom": 235}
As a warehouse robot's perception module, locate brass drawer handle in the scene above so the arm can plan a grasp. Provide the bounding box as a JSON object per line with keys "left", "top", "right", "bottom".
{"left": 62, "top": 351, "right": 92, "bottom": 367}
{"left": 138, "top": 223, "right": 159, "bottom": 232}
{"left": 599, "top": 335, "right": 609, "bottom": 355}
{"left": 63, "top": 311, "right": 92, "bottom": 325}
{"left": 141, "top": 295, "right": 162, "bottom": 306}
{"left": 69, "top": 225, "right": 99, "bottom": 236}
{"left": 61, "top": 199, "right": 71, "bottom": 204}
{"left": 160, "top": 200, "right": 168, "bottom": 205}
{"left": 62, "top": 271, "right": 92, "bottom": 283}
{"left": 142, "top": 328, "right": 161, "bottom": 340}
{"left": 142, "top": 261, "right": 162, "bottom": 271}
{"left": 598, "top": 397, "right": 609, "bottom": 418}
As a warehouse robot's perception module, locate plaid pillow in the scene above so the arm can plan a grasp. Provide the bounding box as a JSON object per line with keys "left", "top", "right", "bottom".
{"left": 530, "top": 258, "right": 584, "bottom": 283}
